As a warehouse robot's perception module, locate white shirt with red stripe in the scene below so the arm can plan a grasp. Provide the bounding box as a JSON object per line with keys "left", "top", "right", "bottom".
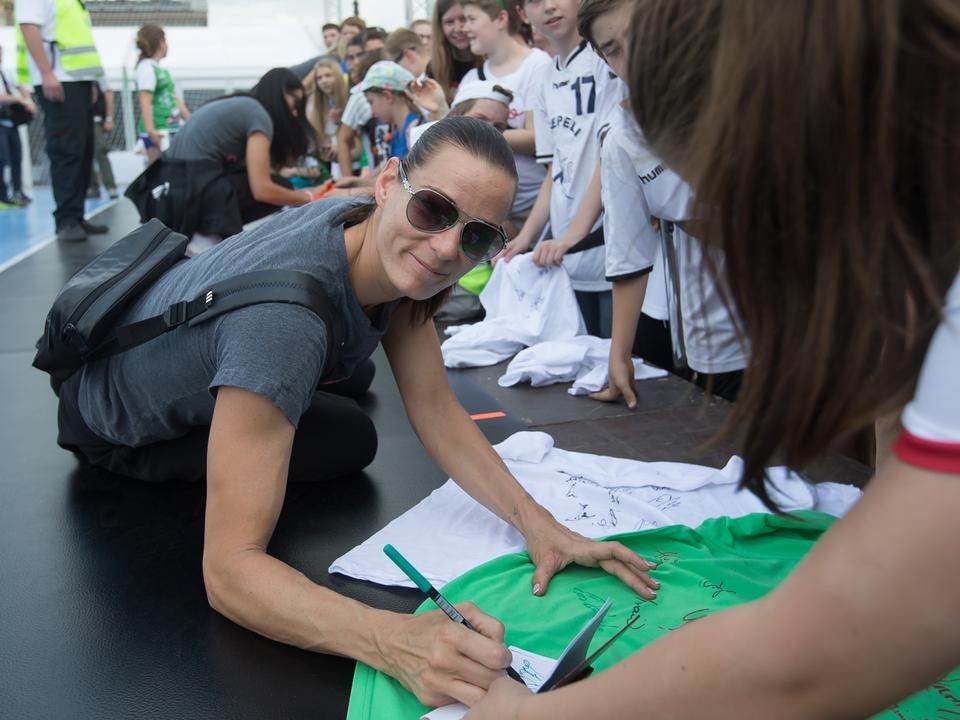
{"left": 894, "top": 272, "right": 960, "bottom": 473}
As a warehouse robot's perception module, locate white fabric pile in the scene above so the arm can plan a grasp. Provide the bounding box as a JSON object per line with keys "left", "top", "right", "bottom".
{"left": 441, "top": 255, "right": 585, "bottom": 368}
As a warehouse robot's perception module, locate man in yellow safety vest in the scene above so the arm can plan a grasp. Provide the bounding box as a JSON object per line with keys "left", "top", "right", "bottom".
{"left": 16, "top": 0, "right": 109, "bottom": 242}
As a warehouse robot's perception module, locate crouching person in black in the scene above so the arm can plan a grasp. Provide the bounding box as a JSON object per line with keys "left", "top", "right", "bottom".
{"left": 57, "top": 117, "right": 660, "bottom": 708}
{"left": 126, "top": 67, "right": 317, "bottom": 255}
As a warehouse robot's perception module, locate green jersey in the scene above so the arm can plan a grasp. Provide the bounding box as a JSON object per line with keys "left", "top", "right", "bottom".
{"left": 347, "top": 512, "right": 960, "bottom": 719}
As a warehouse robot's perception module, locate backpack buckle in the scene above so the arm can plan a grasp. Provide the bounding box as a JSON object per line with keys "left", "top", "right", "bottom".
{"left": 163, "top": 300, "right": 189, "bottom": 328}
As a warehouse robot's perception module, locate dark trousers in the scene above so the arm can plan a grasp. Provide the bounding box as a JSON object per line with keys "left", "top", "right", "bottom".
{"left": 574, "top": 290, "right": 613, "bottom": 339}
{"left": 196, "top": 168, "right": 291, "bottom": 238}
{"left": 89, "top": 120, "right": 116, "bottom": 191}
{"left": 634, "top": 313, "right": 743, "bottom": 403}
{"left": 56, "top": 359, "right": 379, "bottom": 483}
{"left": 37, "top": 81, "right": 94, "bottom": 230}
{"left": 0, "top": 124, "right": 23, "bottom": 199}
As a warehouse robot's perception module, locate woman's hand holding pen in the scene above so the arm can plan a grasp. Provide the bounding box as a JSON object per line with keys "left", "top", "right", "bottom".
{"left": 522, "top": 512, "right": 660, "bottom": 599}
{"left": 374, "top": 602, "right": 514, "bottom": 707}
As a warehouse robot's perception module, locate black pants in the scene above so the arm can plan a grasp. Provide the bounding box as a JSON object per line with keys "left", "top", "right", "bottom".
{"left": 197, "top": 168, "right": 292, "bottom": 238}
{"left": 634, "top": 313, "right": 743, "bottom": 403}
{"left": 56, "top": 359, "right": 378, "bottom": 483}
{"left": 37, "top": 81, "right": 94, "bottom": 230}
{"left": 0, "top": 123, "right": 23, "bottom": 199}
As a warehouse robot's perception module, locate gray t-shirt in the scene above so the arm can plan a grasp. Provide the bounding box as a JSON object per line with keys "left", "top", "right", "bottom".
{"left": 165, "top": 95, "right": 273, "bottom": 166}
{"left": 78, "top": 199, "right": 397, "bottom": 447}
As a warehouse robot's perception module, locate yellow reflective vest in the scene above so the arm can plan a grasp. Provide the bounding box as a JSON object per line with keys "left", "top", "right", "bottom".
{"left": 16, "top": 0, "right": 104, "bottom": 85}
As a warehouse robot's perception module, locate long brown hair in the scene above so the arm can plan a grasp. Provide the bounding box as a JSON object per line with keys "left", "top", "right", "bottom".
{"left": 429, "top": 0, "right": 481, "bottom": 102}
{"left": 628, "top": 0, "right": 960, "bottom": 505}
{"left": 305, "top": 59, "right": 346, "bottom": 148}
{"left": 339, "top": 116, "right": 518, "bottom": 326}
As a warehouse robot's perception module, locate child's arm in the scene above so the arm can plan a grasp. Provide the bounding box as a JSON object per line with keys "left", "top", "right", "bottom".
{"left": 532, "top": 161, "right": 602, "bottom": 267}
{"left": 590, "top": 274, "right": 649, "bottom": 408}
{"left": 498, "top": 165, "right": 552, "bottom": 263}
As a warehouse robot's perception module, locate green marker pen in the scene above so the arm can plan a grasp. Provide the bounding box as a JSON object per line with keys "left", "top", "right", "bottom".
{"left": 383, "top": 544, "right": 526, "bottom": 685}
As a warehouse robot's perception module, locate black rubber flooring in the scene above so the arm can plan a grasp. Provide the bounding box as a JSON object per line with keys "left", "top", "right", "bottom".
{"left": 0, "top": 200, "right": 869, "bottom": 719}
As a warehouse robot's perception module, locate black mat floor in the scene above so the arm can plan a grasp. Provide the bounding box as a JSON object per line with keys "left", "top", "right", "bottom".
{"left": 0, "top": 200, "right": 869, "bottom": 719}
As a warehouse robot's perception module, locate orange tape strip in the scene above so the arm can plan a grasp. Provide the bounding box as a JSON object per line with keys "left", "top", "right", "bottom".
{"left": 470, "top": 411, "right": 507, "bottom": 421}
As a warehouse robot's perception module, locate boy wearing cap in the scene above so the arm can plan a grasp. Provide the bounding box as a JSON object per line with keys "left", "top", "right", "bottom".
{"left": 353, "top": 60, "right": 423, "bottom": 160}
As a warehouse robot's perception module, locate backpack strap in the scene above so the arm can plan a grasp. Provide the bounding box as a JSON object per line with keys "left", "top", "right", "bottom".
{"left": 95, "top": 270, "right": 344, "bottom": 379}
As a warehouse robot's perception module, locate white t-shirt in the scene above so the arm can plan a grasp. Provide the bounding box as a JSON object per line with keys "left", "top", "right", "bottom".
{"left": 606, "top": 108, "right": 747, "bottom": 374}
{"left": 134, "top": 58, "right": 158, "bottom": 93}
{"left": 895, "top": 272, "right": 960, "bottom": 472}
{"left": 534, "top": 42, "right": 623, "bottom": 292}
{"left": 341, "top": 91, "right": 372, "bottom": 130}
{"left": 15, "top": 0, "right": 100, "bottom": 85}
{"left": 460, "top": 48, "right": 551, "bottom": 216}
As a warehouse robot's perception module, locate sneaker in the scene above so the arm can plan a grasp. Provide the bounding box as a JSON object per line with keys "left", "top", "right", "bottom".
{"left": 57, "top": 223, "right": 88, "bottom": 242}
{"left": 80, "top": 219, "right": 109, "bottom": 235}
{"left": 87, "top": 188, "right": 101, "bottom": 199}
{"left": 9, "top": 192, "right": 32, "bottom": 206}
{"left": 0, "top": 200, "right": 17, "bottom": 211}
{"left": 107, "top": 188, "right": 119, "bottom": 200}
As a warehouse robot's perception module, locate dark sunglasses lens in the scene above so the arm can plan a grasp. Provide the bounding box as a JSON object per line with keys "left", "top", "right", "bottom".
{"left": 407, "top": 190, "right": 458, "bottom": 232}
{"left": 462, "top": 222, "right": 503, "bottom": 261}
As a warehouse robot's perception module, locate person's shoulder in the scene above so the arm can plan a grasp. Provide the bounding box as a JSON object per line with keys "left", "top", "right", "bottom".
{"left": 460, "top": 67, "right": 480, "bottom": 86}
{"left": 525, "top": 47, "right": 553, "bottom": 69}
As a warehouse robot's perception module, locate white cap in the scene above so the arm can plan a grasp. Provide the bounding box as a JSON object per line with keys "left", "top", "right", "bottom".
{"left": 451, "top": 80, "right": 513, "bottom": 110}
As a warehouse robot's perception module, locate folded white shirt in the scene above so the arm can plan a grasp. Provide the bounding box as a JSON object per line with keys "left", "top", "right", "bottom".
{"left": 497, "top": 335, "right": 668, "bottom": 392}
{"left": 329, "top": 431, "right": 862, "bottom": 589}
{"left": 441, "top": 255, "right": 585, "bottom": 368}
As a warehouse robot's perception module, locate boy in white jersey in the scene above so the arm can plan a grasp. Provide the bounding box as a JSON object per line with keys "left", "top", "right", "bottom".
{"left": 499, "top": 0, "right": 623, "bottom": 338}
{"left": 579, "top": 0, "right": 747, "bottom": 405}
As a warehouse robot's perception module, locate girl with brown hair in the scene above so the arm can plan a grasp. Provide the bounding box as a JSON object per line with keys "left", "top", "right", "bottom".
{"left": 303, "top": 58, "right": 347, "bottom": 166}
{"left": 428, "top": 0, "right": 482, "bottom": 102}
{"left": 467, "top": 0, "right": 960, "bottom": 717}
{"left": 134, "top": 23, "right": 191, "bottom": 162}
{"left": 459, "top": 0, "right": 550, "bottom": 227}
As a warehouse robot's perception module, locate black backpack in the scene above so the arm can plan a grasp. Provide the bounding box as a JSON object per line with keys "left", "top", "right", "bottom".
{"left": 33, "top": 219, "right": 343, "bottom": 394}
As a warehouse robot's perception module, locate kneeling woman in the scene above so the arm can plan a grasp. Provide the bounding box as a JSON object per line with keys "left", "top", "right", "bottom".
{"left": 134, "top": 67, "right": 317, "bottom": 253}
{"left": 57, "top": 118, "right": 658, "bottom": 707}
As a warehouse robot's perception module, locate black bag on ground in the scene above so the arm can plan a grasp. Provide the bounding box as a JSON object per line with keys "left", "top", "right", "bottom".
{"left": 33, "top": 218, "right": 343, "bottom": 394}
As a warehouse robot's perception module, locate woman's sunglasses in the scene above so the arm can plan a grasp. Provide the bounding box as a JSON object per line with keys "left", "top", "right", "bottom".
{"left": 398, "top": 162, "right": 507, "bottom": 262}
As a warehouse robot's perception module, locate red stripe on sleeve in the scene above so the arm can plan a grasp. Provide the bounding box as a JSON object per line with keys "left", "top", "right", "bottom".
{"left": 893, "top": 430, "right": 960, "bottom": 473}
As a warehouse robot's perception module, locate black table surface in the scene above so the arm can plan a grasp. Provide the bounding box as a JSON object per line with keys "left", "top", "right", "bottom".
{"left": 0, "top": 201, "right": 870, "bottom": 719}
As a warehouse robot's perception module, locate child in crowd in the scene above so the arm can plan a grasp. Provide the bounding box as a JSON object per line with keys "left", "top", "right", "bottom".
{"left": 579, "top": 0, "right": 746, "bottom": 404}
{"left": 306, "top": 59, "right": 346, "bottom": 167}
{"left": 87, "top": 79, "right": 117, "bottom": 199}
{"left": 0, "top": 42, "right": 35, "bottom": 208}
{"left": 135, "top": 24, "right": 191, "bottom": 162}
{"left": 410, "top": 18, "right": 433, "bottom": 49}
{"left": 386, "top": 28, "right": 431, "bottom": 78}
{"left": 361, "top": 27, "right": 388, "bottom": 53}
{"left": 337, "top": 49, "right": 389, "bottom": 179}
{"left": 355, "top": 61, "right": 422, "bottom": 161}
{"left": 500, "top": 0, "right": 622, "bottom": 338}
{"left": 460, "top": 0, "right": 550, "bottom": 228}
{"left": 321, "top": 22, "right": 340, "bottom": 51}
{"left": 343, "top": 33, "right": 367, "bottom": 89}
{"left": 339, "top": 16, "right": 366, "bottom": 43}
{"left": 428, "top": 0, "right": 482, "bottom": 102}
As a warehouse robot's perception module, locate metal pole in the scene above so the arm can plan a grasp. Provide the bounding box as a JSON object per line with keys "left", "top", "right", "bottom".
{"left": 353, "top": 1, "right": 359, "bottom": 16}
{"left": 121, "top": 66, "right": 136, "bottom": 152}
